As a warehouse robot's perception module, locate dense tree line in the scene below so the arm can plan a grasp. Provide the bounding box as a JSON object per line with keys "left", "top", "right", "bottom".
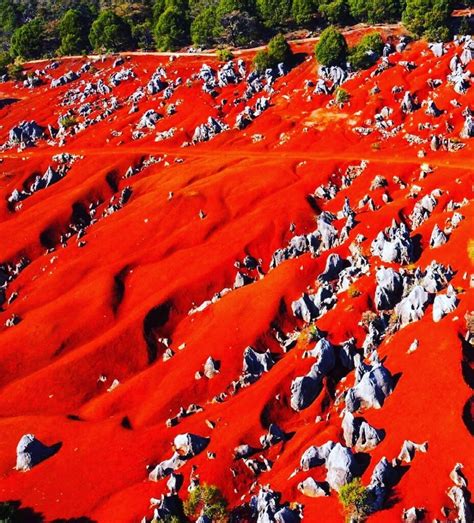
{"left": 0, "top": 0, "right": 470, "bottom": 61}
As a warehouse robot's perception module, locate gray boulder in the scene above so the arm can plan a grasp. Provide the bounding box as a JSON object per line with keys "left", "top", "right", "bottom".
{"left": 325, "top": 443, "right": 359, "bottom": 491}
{"left": 9, "top": 121, "right": 45, "bottom": 145}
{"left": 15, "top": 434, "right": 57, "bottom": 471}
{"left": 432, "top": 285, "right": 458, "bottom": 322}
{"left": 290, "top": 375, "right": 322, "bottom": 411}
{"left": 345, "top": 362, "right": 393, "bottom": 412}
{"left": 341, "top": 411, "right": 384, "bottom": 451}
{"left": 173, "top": 433, "right": 209, "bottom": 458}
{"left": 374, "top": 267, "right": 403, "bottom": 310}
{"left": 297, "top": 477, "right": 329, "bottom": 497}
{"left": 395, "top": 285, "right": 430, "bottom": 326}
{"left": 300, "top": 441, "right": 335, "bottom": 470}
{"left": 429, "top": 224, "right": 448, "bottom": 248}
{"left": 397, "top": 440, "right": 428, "bottom": 463}
{"left": 242, "top": 347, "right": 273, "bottom": 377}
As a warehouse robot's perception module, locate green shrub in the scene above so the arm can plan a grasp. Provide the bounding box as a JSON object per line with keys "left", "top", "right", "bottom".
{"left": 154, "top": 6, "right": 189, "bottom": 50}
{"left": 191, "top": 6, "right": 216, "bottom": 47}
{"left": 183, "top": 484, "right": 228, "bottom": 522}
{"left": 89, "top": 10, "right": 133, "bottom": 52}
{"left": 11, "top": 18, "right": 46, "bottom": 59}
{"left": 253, "top": 35, "right": 292, "bottom": 71}
{"left": 292, "top": 0, "right": 317, "bottom": 24}
{"left": 349, "top": 32, "right": 383, "bottom": 70}
{"left": 7, "top": 61, "right": 24, "bottom": 81}
{"left": 216, "top": 47, "right": 234, "bottom": 61}
{"left": 339, "top": 478, "right": 371, "bottom": 521}
{"left": 319, "top": 0, "right": 351, "bottom": 25}
{"left": 257, "top": 0, "right": 292, "bottom": 28}
{"left": 335, "top": 87, "right": 350, "bottom": 104}
{"left": 253, "top": 49, "right": 272, "bottom": 71}
{"left": 59, "top": 115, "right": 78, "bottom": 129}
{"left": 402, "top": 0, "right": 452, "bottom": 41}
{"left": 58, "top": 9, "right": 90, "bottom": 56}
{"left": 0, "top": 51, "right": 13, "bottom": 76}
{"left": 315, "top": 25, "right": 348, "bottom": 66}
{"left": 268, "top": 33, "right": 292, "bottom": 64}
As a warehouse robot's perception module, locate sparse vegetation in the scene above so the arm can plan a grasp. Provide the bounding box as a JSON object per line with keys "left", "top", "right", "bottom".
{"left": 183, "top": 484, "right": 229, "bottom": 522}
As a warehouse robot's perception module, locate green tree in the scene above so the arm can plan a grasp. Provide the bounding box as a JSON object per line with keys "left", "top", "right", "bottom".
{"left": 292, "top": 0, "right": 316, "bottom": 24}
{"left": 256, "top": 0, "right": 292, "bottom": 28}
{"left": 217, "top": 5, "right": 259, "bottom": 46}
{"left": 315, "top": 25, "right": 348, "bottom": 66}
{"left": 0, "top": 51, "right": 13, "bottom": 76}
{"left": 58, "top": 9, "right": 90, "bottom": 55}
{"left": 154, "top": 6, "right": 189, "bottom": 50}
{"left": 11, "top": 18, "right": 46, "bottom": 59}
{"left": 319, "top": 0, "right": 350, "bottom": 24}
{"left": 132, "top": 21, "right": 155, "bottom": 50}
{"left": 153, "top": 0, "right": 168, "bottom": 21}
{"left": 403, "top": 0, "right": 452, "bottom": 41}
{"left": 89, "top": 10, "right": 133, "bottom": 52}
{"left": 0, "top": 0, "right": 20, "bottom": 39}
{"left": 191, "top": 6, "right": 216, "bottom": 46}
{"left": 253, "top": 49, "right": 272, "bottom": 70}
{"left": 367, "top": 0, "right": 402, "bottom": 23}
{"left": 268, "top": 33, "right": 292, "bottom": 63}
{"left": 339, "top": 478, "right": 372, "bottom": 521}
{"left": 183, "top": 484, "right": 228, "bottom": 522}
{"left": 348, "top": 0, "right": 367, "bottom": 21}
{"left": 458, "top": 15, "right": 471, "bottom": 36}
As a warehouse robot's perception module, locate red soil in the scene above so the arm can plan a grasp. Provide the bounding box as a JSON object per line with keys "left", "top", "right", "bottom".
{"left": 0, "top": 33, "right": 472, "bottom": 522}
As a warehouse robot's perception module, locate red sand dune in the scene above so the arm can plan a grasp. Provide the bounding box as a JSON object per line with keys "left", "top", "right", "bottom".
{"left": 0, "top": 31, "right": 473, "bottom": 522}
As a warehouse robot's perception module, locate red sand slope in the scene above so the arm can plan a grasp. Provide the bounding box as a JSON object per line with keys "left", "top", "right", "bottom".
{"left": 0, "top": 32, "right": 473, "bottom": 522}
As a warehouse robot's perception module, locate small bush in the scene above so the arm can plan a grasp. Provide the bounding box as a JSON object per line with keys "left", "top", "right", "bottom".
{"left": 253, "top": 49, "right": 272, "bottom": 71}
{"left": 183, "top": 484, "right": 228, "bottom": 522}
{"left": 253, "top": 34, "right": 292, "bottom": 71}
{"left": 348, "top": 285, "right": 361, "bottom": 298}
{"left": 0, "top": 51, "right": 13, "bottom": 76}
{"left": 267, "top": 33, "right": 292, "bottom": 64}
{"left": 349, "top": 32, "right": 383, "bottom": 70}
{"left": 339, "top": 478, "right": 371, "bottom": 521}
{"left": 216, "top": 47, "right": 234, "bottom": 61}
{"left": 371, "top": 141, "right": 381, "bottom": 151}
{"left": 59, "top": 115, "right": 77, "bottom": 129}
{"left": 468, "top": 239, "right": 474, "bottom": 263}
{"left": 307, "top": 324, "right": 322, "bottom": 342}
{"left": 335, "top": 87, "right": 350, "bottom": 104}
{"left": 7, "top": 61, "right": 24, "bottom": 81}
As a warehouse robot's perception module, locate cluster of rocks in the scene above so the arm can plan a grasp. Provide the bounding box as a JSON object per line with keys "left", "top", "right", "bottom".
{"left": 148, "top": 433, "right": 209, "bottom": 481}
{"left": 191, "top": 116, "right": 228, "bottom": 143}
{"left": 7, "top": 120, "right": 45, "bottom": 147}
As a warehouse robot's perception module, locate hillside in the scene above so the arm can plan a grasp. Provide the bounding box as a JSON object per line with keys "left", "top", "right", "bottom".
{"left": 0, "top": 30, "right": 473, "bottom": 522}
